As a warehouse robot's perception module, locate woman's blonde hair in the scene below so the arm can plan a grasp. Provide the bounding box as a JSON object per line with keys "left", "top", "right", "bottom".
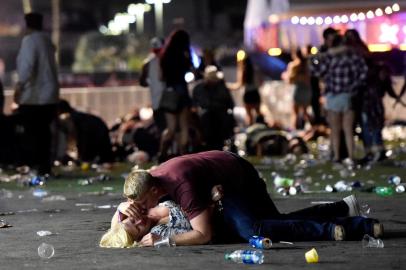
{"left": 99, "top": 225, "right": 138, "bottom": 248}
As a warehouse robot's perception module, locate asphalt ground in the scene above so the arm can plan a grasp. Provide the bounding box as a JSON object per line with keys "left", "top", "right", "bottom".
{"left": 1, "top": 187, "right": 405, "bottom": 270}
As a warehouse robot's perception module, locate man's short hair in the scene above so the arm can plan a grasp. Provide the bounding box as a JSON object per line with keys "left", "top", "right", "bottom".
{"left": 25, "top": 12, "right": 43, "bottom": 31}
{"left": 322, "top": 27, "right": 337, "bottom": 40}
{"left": 123, "top": 168, "right": 156, "bottom": 199}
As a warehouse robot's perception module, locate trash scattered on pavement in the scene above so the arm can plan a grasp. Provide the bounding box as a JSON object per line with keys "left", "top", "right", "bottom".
{"left": 96, "top": 205, "right": 112, "bottom": 209}
{"left": 375, "top": 186, "right": 394, "bottom": 196}
{"left": 42, "top": 195, "right": 66, "bottom": 202}
{"left": 249, "top": 235, "right": 272, "bottom": 249}
{"left": 32, "top": 188, "right": 48, "bottom": 198}
{"left": 0, "top": 219, "right": 12, "bottom": 228}
{"left": 279, "top": 241, "right": 294, "bottom": 245}
{"left": 360, "top": 204, "right": 371, "bottom": 217}
{"left": 362, "top": 234, "right": 384, "bottom": 248}
{"left": 38, "top": 243, "right": 55, "bottom": 259}
{"left": 225, "top": 250, "right": 264, "bottom": 264}
{"left": 37, "top": 231, "right": 53, "bottom": 237}
{"left": 77, "top": 174, "right": 111, "bottom": 186}
{"left": 17, "top": 209, "right": 38, "bottom": 213}
{"left": 305, "top": 248, "right": 319, "bottom": 263}
{"left": 388, "top": 175, "right": 401, "bottom": 186}
{"left": 0, "top": 189, "right": 13, "bottom": 199}
{"left": 395, "top": 185, "right": 405, "bottom": 193}
{"left": 0, "top": 211, "right": 15, "bottom": 216}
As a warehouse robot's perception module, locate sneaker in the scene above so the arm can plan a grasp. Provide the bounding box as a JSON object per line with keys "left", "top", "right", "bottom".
{"left": 333, "top": 225, "right": 346, "bottom": 241}
{"left": 373, "top": 223, "right": 384, "bottom": 238}
{"left": 343, "top": 194, "right": 361, "bottom": 216}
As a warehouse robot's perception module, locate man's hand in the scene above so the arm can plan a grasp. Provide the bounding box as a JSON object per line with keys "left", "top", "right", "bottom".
{"left": 117, "top": 200, "right": 146, "bottom": 224}
{"left": 139, "top": 233, "right": 160, "bottom": 247}
{"left": 211, "top": 185, "right": 223, "bottom": 202}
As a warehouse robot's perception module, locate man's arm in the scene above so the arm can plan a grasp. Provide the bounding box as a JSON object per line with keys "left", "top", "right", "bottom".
{"left": 138, "top": 208, "right": 213, "bottom": 247}
{"left": 168, "top": 209, "right": 213, "bottom": 246}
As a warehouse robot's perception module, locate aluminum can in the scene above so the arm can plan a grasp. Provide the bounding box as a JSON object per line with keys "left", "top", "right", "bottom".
{"left": 249, "top": 235, "right": 272, "bottom": 249}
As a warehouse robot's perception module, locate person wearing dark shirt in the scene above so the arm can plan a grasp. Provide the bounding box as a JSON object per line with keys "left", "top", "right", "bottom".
{"left": 360, "top": 62, "right": 401, "bottom": 163}
{"left": 192, "top": 66, "right": 235, "bottom": 150}
{"left": 116, "top": 150, "right": 382, "bottom": 246}
{"left": 158, "top": 29, "right": 193, "bottom": 161}
{"left": 57, "top": 99, "right": 113, "bottom": 164}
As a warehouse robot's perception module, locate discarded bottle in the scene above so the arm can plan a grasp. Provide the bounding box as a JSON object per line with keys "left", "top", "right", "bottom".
{"left": 29, "top": 176, "right": 45, "bottom": 186}
{"left": 375, "top": 186, "right": 394, "bottom": 196}
{"left": 225, "top": 250, "right": 264, "bottom": 264}
{"left": 387, "top": 175, "right": 401, "bottom": 186}
{"left": 38, "top": 243, "right": 55, "bottom": 259}
{"left": 273, "top": 176, "right": 294, "bottom": 188}
{"left": 249, "top": 236, "right": 272, "bottom": 249}
{"left": 362, "top": 234, "right": 384, "bottom": 248}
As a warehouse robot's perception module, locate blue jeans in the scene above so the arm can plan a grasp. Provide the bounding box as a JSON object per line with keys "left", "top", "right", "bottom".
{"left": 219, "top": 193, "right": 377, "bottom": 242}
{"left": 361, "top": 113, "right": 383, "bottom": 148}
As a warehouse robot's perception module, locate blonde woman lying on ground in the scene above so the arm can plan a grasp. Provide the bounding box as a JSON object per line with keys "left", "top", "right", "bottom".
{"left": 100, "top": 200, "right": 193, "bottom": 248}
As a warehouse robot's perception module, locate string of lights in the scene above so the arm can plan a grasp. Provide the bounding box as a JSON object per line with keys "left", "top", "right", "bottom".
{"left": 290, "top": 3, "right": 400, "bottom": 26}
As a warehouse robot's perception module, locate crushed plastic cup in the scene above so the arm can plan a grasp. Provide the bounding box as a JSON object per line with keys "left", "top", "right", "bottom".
{"left": 32, "top": 188, "right": 48, "bottom": 198}
{"left": 395, "top": 185, "right": 405, "bottom": 193}
{"left": 38, "top": 243, "right": 55, "bottom": 259}
{"left": 325, "top": 184, "right": 335, "bottom": 193}
{"left": 288, "top": 186, "right": 298, "bottom": 195}
{"left": 305, "top": 248, "right": 319, "bottom": 263}
{"left": 360, "top": 204, "right": 371, "bottom": 217}
{"left": 37, "top": 230, "right": 53, "bottom": 237}
{"left": 362, "top": 234, "right": 384, "bottom": 248}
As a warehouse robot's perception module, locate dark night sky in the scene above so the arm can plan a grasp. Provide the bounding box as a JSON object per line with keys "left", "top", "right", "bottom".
{"left": 0, "top": 0, "right": 247, "bottom": 33}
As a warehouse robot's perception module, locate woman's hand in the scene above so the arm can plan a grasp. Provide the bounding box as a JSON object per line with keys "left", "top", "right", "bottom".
{"left": 117, "top": 200, "right": 146, "bottom": 224}
{"left": 139, "top": 233, "right": 160, "bottom": 247}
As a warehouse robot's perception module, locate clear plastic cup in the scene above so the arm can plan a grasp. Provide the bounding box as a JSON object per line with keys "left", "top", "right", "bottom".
{"left": 362, "top": 234, "right": 384, "bottom": 248}
{"left": 38, "top": 243, "right": 55, "bottom": 259}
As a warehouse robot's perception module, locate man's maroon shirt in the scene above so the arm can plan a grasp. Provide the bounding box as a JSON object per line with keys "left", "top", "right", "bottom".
{"left": 150, "top": 150, "right": 248, "bottom": 220}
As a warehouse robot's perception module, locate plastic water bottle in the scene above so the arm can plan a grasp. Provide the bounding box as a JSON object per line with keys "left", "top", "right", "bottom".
{"left": 224, "top": 250, "right": 264, "bottom": 264}
{"left": 274, "top": 176, "right": 294, "bottom": 188}
{"left": 375, "top": 186, "right": 394, "bottom": 196}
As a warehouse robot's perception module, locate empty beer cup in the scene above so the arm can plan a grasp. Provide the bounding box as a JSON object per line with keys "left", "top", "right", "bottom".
{"left": 305, "top": 248, "right": 319, "bottom": 263}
